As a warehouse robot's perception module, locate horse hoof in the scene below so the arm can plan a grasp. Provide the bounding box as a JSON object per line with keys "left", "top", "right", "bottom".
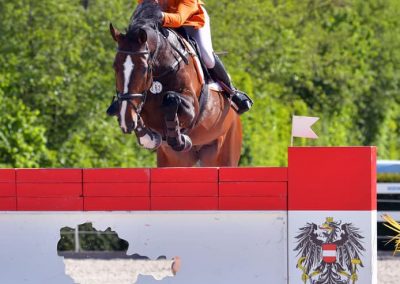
{"left": 138, "top": 131, "right": 162, "bottom": 150}
{"left": 180, "top": 134, "right": 192, "bottom": 152}
{"left": 170, "top": 134, "right": 192, "bottom": 152}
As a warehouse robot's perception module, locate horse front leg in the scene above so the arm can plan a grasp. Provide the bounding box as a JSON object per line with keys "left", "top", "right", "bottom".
{"left": 134, "top": 117, "right": 162, "bottom": 150}
{"left": 162, "top": 91, "right": 192, "bottom": 152}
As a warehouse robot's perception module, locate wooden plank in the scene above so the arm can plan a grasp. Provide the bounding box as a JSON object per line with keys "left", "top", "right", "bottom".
{"left": 151, "top": 183, "right": 218, "bottom": 197}
{"left": 0, "top": 198, "right": 16, "bottom": 210}
{"left": 83, "top": 168, "right": 150, "bottom": 183}
{"left": 151, "top": 197, "right": 218, "bottom": 210}
{"left": 0, "top": 169, "right": 15, "bottom": 183}
{"left": 17, "top": 183, "right": 82, "bottom": 197}
{"left": 18, "top": 197, "right": 83, "bottom": 211}
{"left": 151, "top": 168, "right": 218, "bottom": 183}
{"left": 84, "top": 183, "right": 149, "bottom": 197}
{"left": 219, "top": 182, "right": 287, "bottom": 197}
{"left": 0, "top": 183, "right": 16, "bottom": 197}
{"left": 219, "top": 167, "right": 288, "bottom": 182}
{"left": 219, "top": 196, "right": 287, "bottom": 210}
{"left": 17, "top": 169, "right": 82, "bottom": 183}
{"left": 84, "top": 197, "right": 150, "bottom": 211}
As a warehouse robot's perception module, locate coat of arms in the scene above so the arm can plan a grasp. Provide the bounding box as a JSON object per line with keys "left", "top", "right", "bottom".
{"left": 294, "top": 217, "right": 365, "bottom": 284}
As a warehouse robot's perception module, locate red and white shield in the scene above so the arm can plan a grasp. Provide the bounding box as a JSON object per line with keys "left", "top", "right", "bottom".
{"left": 322, "top": 243, "right": 337, "bottom": 263}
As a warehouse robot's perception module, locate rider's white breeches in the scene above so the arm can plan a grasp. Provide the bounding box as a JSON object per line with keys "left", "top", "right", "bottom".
{"left": 184, "top": 6, "right": 216, "bottom": 69}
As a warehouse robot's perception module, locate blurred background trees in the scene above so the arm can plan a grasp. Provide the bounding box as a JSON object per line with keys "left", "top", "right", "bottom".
{"left": 0, "top": 0, "right": 399, "bottom": 167}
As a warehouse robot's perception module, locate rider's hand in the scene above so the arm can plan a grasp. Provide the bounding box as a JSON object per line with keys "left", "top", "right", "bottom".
{"left": 155, "top": 9, "right": 164, "bottom": 25}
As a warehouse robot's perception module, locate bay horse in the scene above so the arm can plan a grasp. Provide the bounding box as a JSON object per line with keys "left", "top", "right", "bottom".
{"left": 107, "top": 0, "right": 242, "bottom": 167}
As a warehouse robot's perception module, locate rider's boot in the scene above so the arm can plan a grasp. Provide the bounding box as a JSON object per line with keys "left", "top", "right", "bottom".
{"left": 208, "top": 54, "right": 253, "bottom": 114}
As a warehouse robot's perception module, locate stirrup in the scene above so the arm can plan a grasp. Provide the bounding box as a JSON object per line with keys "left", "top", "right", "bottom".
{"left": 231, "top": 90, "right": 253, "bottom": 115}
{"left": 215, "top": 80, "right": 253, "bottom": 114}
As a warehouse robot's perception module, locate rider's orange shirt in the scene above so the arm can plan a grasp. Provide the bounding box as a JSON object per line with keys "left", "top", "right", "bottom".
{"left": 137, "top": 0, "right": 205, "bottom": 29}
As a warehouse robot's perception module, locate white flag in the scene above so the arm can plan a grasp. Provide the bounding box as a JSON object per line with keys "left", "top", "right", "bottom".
{"left": 291, "top": 115, "right": 319, "bottom": 139}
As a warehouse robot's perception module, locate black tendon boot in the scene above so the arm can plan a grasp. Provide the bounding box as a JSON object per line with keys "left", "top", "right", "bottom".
{"left": 208, "top": 54, "right": 253, "bottom": 114}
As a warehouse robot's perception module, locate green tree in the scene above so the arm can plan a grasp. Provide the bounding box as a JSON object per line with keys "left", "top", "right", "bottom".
{"left": 1, "top": 0, "right": 399, "bottom": 167}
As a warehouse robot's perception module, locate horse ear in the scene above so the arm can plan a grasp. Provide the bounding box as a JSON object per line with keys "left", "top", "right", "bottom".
{"left": 138, "top": 28, "right": 147, "bottom": 44}
{"left": 110, "top": 23, "right": 122, "bottom": 42}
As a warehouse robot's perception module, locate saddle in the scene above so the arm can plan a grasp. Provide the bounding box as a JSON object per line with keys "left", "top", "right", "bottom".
{"left": 160, "top": 27, "right": 213, "bottom": 123}
{"left": 161, "top": 27, "right": 211, "bottom": 84}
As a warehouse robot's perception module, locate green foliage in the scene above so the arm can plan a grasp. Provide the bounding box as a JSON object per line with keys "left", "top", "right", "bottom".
{"left": 377, "top": 173, "right": 400, "bottom": 183}
{"left": 58, "top": 223, "right": 129, "bottom": 252}
{"left": 0, "top": 0, "right": 399, "bottom": 167}
{"left": 0, "top": 92, "right": 54, "bottom": 167}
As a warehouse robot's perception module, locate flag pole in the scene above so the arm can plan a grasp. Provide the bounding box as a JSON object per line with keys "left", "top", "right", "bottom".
{"left": 291, "top": 115, "right": 294, "bottom": 147}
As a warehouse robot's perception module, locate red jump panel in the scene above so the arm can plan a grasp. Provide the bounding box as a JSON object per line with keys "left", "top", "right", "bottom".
{"left": 219, "top": 196, "right": 287, "bottom": 210}
{"left": 17, "top": 183, "right": 82, "bottom": 197}
{"left": 151, "top": 197, "right": 218, "bottom": 210}
{"left": 0, "top": 183, "right": 16, "bottom": 197}
{"left": 17, "top": 169, "right": 82, "bottom": 183}
{"left": 0, "top": 169, "right": 16, "bottom": 197}
{"left": 219, "top": 167, "right": 288, "bottom": 182}
{"left": 219, "top": 182, "right": 287, "bottom": 197}
{"left": 84, "top": 197, "right": 150, "bottom": 211}
{"left": 83, "top": 168, "right": 150, "bottom": 183}
{"left": 151, "top": 183, "right": 218, "bottom": 197}
{"left": 0, "top": 197, "right": 17, "bottom": 210}
{"left": 84, "top": 183, "right": 149, "bottom": 197}
{"left": 18, "top": 197, "right": 83, "bottom": 211}
{"left": 151, "top": 168, "right": 218, "bottom": 183}
{"left": 288, "top": 147, "right": 376, "bottom": 211}
{"left": 0, "top": 169, "right": 15, "bottom": 183}
{"left": 151, "top": 169, "right": 219, "bottom": 209}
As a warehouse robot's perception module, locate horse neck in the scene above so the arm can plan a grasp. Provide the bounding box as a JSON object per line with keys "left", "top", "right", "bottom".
{"left": 152, "top": 29, "right": 196, "bottom": 81}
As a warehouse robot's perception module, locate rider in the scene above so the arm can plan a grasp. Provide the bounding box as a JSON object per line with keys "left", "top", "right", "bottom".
{"left": 137, "top": 0, "right": 253, "bottom": 114}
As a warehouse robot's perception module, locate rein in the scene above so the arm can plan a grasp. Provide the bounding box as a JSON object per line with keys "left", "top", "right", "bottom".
{"left": 114, "top": 27, "right": 189, "bottom": 115}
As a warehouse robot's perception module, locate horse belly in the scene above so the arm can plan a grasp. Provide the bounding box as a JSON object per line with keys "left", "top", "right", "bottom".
{"left": 189, "top": 93, "right": 236, "bottom": 145}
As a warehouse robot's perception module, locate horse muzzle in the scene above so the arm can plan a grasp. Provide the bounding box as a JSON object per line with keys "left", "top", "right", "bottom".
{"left": 120, "top": 121, "right": 136, "bottom": 134}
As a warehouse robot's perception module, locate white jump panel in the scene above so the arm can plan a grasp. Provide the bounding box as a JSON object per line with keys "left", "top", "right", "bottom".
{"left": 0, "top": 211, "right": 287, "bottom": 284}
{"left": 288, "top": 211, "right": 377, "bottom": 284}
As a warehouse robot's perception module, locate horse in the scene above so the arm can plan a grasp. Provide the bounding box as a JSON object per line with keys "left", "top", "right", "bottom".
{"left": 107, "top": 0, "right": 242, "bottom": 167}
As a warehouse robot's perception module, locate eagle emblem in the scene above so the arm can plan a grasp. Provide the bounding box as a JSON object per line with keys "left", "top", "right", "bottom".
{"left": 294, "top": 217, "right": 365, "bottom": 284}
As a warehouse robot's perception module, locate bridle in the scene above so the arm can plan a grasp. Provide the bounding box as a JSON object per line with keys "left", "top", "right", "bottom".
{"left": 111, "top": 26, "right": 189, "bottom": 127}
{"left": 112, "top": 29, "right": 161, "bottom": 120}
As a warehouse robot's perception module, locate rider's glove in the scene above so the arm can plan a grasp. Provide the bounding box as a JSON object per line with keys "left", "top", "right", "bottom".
{"left": 155, "top": 10, "right": 164, "bottom": 25}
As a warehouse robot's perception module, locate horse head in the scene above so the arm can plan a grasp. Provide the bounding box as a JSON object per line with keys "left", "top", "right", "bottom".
{"left": 107, "top": 0, "right": 163, "bottom": 131}
{"left": 108, "top": 22, "right": 156, "bottom": 132}
{"left": 108, "top": 19, "right": 162, "bottom": 149}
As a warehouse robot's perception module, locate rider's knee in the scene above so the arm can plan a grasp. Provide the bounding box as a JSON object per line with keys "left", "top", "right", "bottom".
{"left": 202, "top": 51, "right": 215, "bottom": 69}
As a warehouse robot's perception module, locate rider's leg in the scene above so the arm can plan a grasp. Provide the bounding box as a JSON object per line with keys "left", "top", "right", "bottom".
{"left": 184, "top": 7, "right": 253, "bottom": 114}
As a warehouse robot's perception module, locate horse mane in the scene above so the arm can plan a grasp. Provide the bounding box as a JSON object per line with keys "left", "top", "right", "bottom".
{"left": 127, "top": 0, "right": 161, "bottom": 39}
